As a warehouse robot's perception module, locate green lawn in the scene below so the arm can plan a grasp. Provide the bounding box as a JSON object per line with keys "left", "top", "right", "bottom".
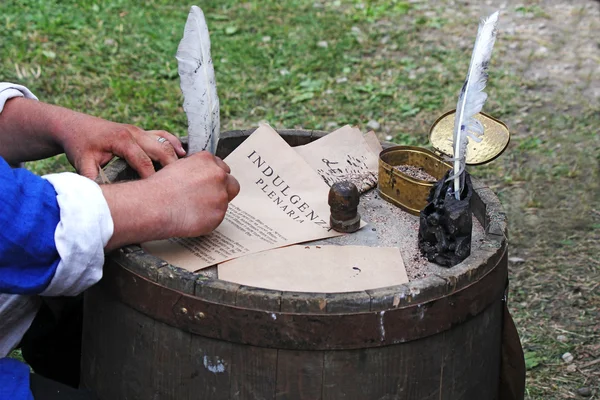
{"left": 2, "top": 0, "right": 598, "bottom": 398}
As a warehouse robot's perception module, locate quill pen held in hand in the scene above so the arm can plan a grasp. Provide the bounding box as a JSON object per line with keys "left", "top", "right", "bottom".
{"left": 450, "top": 11, "right": 499, "bottom": 200}
{"left": 176, "top": 6, "right": 220, "bottom": 155}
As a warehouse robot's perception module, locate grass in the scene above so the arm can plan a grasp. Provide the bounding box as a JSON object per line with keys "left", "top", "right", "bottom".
{"left": 2, "top": 0, "right": 599, "bottom": 398}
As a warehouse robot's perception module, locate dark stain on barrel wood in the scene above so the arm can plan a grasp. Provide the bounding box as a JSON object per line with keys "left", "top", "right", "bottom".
{"left": 151, "top": 321, "right": 193, "bottom": 399}
{"left": 230, "top": 345, "right": 278, "bottom": 399}
{"left": 275, "top": 350, "right": 324, "bottom": 400}
{"left": 82, "top": 130, "right": 521, "bottom": 400}
{"left": 439, "top": 302, "right": 503, "bottom": 400}
{"left": 81, "top": 285, "right": 157, "bottom": 399}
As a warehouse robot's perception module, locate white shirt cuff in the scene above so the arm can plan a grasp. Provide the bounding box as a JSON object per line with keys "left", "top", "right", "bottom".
{"left": 41, "top": 173, "right": 114, "bottom": 296}
{"left": 0, "top": 82, "right": 38, "bottom": 113}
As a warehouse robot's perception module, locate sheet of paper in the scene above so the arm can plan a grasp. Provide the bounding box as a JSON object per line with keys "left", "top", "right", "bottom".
{"left": 143, "top": 124, "right": 353, "bottom": 272}
{"left": 218, "top": 245, "right": 408, "bottom": 293}
{"left": 363, "top": 130, "right": 384, "bottom": 156}
{"left": 294, "top": 125, "right": 379, "bottom": 193}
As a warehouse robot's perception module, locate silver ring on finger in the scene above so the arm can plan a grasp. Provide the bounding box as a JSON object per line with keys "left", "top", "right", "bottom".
{"left": 157, "top": 136, "right": 168, "bottom": 144}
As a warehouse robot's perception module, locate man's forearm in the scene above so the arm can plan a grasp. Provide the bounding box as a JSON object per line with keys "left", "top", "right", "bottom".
{"left": 0, "top": 97, "right": 69, "bottom": 164}
{"left": 101, "top": 181, "right": 168, "bottom": 251}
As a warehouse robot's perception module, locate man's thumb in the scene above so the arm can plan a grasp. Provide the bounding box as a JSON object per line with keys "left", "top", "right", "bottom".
{"left": 78, "top": 160, "right": 101, "bottom": 181}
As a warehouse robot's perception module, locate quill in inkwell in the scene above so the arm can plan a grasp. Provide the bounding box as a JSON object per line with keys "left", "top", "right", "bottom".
{"left": 418, "top": 11, "right": 500, "bottom": 267}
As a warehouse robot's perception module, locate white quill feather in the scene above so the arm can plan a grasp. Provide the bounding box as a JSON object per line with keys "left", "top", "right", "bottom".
{"left": 176, "top": 6, "right": 220, "bottom": 154}
{"left": 450, "top": 11, "right": 499, "bottom": 199}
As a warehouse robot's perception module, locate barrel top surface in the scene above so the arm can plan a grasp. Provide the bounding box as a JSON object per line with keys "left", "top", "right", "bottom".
{"left": 102, "top": 129, "right": 508, "bottom": 318}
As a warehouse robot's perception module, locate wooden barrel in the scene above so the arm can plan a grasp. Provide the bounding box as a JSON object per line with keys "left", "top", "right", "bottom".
{"left": 81, "top": 129, "right": 512, "bottom": 400}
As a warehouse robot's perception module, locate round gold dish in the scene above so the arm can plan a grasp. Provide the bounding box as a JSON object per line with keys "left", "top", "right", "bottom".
{"left": 378, "top": 146, "right": 452, "bottom": 215}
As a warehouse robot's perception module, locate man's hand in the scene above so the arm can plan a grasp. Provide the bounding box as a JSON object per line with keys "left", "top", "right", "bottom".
{"left": 58, "top": 113, "right": 186, "bottom": 179}
{"left": 0, "top": 97, "right": 185, "bottom": 178}
{"left": 101, "top": 152, "right": 240, "bottom": 250}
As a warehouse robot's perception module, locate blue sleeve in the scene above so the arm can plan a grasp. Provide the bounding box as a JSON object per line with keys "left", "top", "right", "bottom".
{"left": 0, "top": 156, "right": 60, "bottom": 294}
{"left": 0, "top": 358, "right": 34, "bottom": 400}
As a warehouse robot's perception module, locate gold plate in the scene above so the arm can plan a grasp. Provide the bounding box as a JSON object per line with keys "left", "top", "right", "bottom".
{"left": 429, "top": 110, "right": 510, "bottom": 165}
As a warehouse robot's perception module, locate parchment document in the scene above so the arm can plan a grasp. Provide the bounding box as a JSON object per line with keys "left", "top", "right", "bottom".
{"left": 294, "top": 125, "right": 381, "bottom": 193}
{"left": 218, "top": 245, "right": 408, "bottom": 293}
{"left": 142, "top": 124, "right": 351, "bottom": 272}
{"left": 363, "top": 130, "right": 384, "bottom": 156}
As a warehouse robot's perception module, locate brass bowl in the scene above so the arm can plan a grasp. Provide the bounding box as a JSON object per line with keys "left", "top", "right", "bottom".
{"left": 378, "top": 146, "right": 452, "bottom": 215}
